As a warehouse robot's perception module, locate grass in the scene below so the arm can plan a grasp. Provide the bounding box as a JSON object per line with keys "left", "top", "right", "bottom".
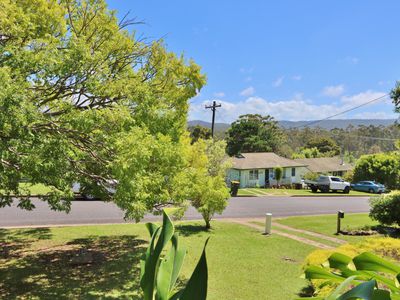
{"left": 275, "top": 213, "right": 380, "bottom": 242}
{"left": 0, "top": 221, "right": 314, "bottom": 299}
{"left": 237, "top": 188, "right": 371, "bottom": 197}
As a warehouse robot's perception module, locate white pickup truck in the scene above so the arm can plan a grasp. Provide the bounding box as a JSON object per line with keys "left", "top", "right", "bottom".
{"left": 305, "top": 176, "right": 351, "bottom": 193}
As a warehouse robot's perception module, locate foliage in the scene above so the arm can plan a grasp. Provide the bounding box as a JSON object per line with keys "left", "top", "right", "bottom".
{"left": 302, "top": 251, "right": 400, "bottom": 299}
{"left": 274, "top": 166, "right": 283, "bottom": 186}
{"left": 226, "top": 114, "right": 284, "bottom": 156}
{"left": 306, "top": 137, "right": 340, "bottom": 156}
{"left": 0, "top": 0, "right": 205, "bottom": 218}
{"left": 140, "top": 211, "right": 208, "bottom": 300}
{"left": 391, "top": 81, "right": 400, "bottom": 113}
{"left": 369, "top": 191, "right": 400, "bottom": 227}
{"left": 188, "top": 125, "right": 211, "bottom": 144}
{"left": 353, "top": 152, "right": 400, "bottom": 189}
{"left": 283, "top": 125, "right": 400, "bottom": 159}
{"left": 188, "top": 140, "right": 231, "bottom": 228}
{"left": 292, "top": 147, "right": 323, "bottom": 159}
{"left": 342, "top": 170, "right": 354, "bottom": 183}
{"left": 303, "top": 172, "right": 319, "bottom": 181}
{"left": 303, "top": 237, "right": 400, "bottom": 298}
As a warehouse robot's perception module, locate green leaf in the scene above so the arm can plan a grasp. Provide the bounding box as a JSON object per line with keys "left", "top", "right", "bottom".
{"left": 146, "top": 222, "right": 160, "bottom": 238}
{"left": 178, "top": 238, "right": 209, "bottom": 300}
{"left": 141, "top": 211, "right": 175, "bottom": 300}
{"left": 304, "top": 266, "right": 345, "bottom": 282}
{"left": 169, "top": 234, "right": 186, "bottom": 290}
{"left": 371, "top": 289, "right": 391, "bottom": 300}
{"left": 156, "top": 234, "right": 186, "bottom": 300}
{"left": 337, "top": 279, "right": 376, "bottom": 300}
{"left": 328, "top": 253, "right": 353, "bottom": 270}
{"left": 353, "top": 252, "right": 400, "bottom": 274}
{"left": 326, "top": 276, "right": 357, "bottom": 300}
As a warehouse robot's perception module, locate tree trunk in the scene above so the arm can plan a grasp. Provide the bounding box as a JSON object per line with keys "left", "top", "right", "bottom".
{"left": 205, "top": 219, "right": 211, "bottom": 229}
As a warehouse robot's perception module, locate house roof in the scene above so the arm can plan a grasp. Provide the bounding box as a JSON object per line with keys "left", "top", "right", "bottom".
{"left": 293, "top": 157, "right": 353, "bottom": 173}
{"left": 232, "top": 152, "right": 306, "bottom": 170}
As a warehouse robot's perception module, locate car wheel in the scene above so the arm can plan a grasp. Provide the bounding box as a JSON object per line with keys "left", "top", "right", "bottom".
{"left": 311, "top": 187, "right": 318, "bottom": 193}
{"left": 343, "top": 187, "right": 350, "bottom": 194}
{"left": 321, "top": 187, "right": 329, "bottom": 193}
{"left": 368, "top": 188, "right": 374, "bottom": 194}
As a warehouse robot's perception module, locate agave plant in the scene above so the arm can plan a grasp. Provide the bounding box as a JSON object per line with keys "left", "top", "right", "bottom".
{"left": 301, "top": 252, "right": 400, "bottom": 300}
{"left": 140, "top": 211, "right": 209, "bottom": 300}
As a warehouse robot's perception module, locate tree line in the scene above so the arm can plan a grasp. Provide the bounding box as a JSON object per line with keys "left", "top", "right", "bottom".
{"left": 189, "top": 115, "right": 400, "bottom": 159}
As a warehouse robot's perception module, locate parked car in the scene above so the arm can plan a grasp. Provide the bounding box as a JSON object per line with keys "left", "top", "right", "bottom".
{"left": 305, "top": 175, "right": 351, "bottom": 193}
{"left": 72, "top": 180, "right": 117, "bottom": 200}
{"left": 350, "top": 181, "right": 386, "bottom": 194}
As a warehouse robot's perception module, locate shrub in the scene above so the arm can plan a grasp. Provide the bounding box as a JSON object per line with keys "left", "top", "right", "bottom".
{"left": 303, "top": 172, "right": 319, "bottom": 181}
{"left": 353, "top": 152, "right": 400, "bottom": 189}
{"left": 369, "top": 191, "right": 400, "bottom": 226}
{"left": 303, "top": 237, "right": 400, "bottom": 297}
{"left": 274, "top": 166, "right": 283, "bottom": 186}
{"left": 303, "top": 251, "right": 400, "bottom": 299}
{"left": 342, "top": 169, "right": 354, "bottom": 183}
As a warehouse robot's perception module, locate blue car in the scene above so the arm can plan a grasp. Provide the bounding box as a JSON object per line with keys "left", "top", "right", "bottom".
{"left": 351, "top": 181, "right": 386, "bottom": 194}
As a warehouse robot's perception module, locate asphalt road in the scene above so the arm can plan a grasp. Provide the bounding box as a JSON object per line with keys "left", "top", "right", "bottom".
{"left": 0, "top": 196, "right": 371, "bottom": 227}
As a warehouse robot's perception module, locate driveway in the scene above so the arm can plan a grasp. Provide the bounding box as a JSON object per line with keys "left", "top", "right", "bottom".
{"left": 0, "top": 196, "right": 371, "bottom": 227}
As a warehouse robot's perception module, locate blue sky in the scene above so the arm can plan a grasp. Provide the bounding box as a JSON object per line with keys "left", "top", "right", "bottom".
{"left": 107, "top": 0, "right": 400, "bottom": 122}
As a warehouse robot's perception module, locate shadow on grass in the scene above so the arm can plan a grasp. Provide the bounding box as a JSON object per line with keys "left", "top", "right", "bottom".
{"left": 0, "top": 234, "right": 147, "bottom": 299}
{"left": 175, "top": 224, "right": 211, "bottom": 237}
{"left": 0, "top": 228, "right": 52, "bottom": 259}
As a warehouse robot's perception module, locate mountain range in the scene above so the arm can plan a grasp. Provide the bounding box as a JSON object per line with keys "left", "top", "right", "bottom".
{"left": 188, "top": 119, "right": 398, "bottom": 131}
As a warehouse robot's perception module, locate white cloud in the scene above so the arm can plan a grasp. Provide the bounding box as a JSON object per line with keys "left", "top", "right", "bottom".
{"left": 322, "top": 84, "right": 345, "bottom": 97}
{"left": 245, "top": 76, "right": 252, "bottom": 82}
{"left": 240, "top": 86, "right": 255, "bottom": 97}
{"left": 292, "top": 75, "right": 302, "bottom": 81}
{"left": 213, "top": 92, "right": 225, "bottom": 98}
{"left": 272, "top": 76, "right": 284, "bottom": 87}
{"left": 189, "top": 90, "right": 393, "bottom": 122}
{"left": 340, "top": 90, "right": 386, "bottom": 106}
{"left": 353, "top": 111, "right": 396, "bottom": 119}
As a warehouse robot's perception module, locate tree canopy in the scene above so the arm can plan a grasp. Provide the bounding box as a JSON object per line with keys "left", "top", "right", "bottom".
{"left": 0, "top": 0, "right": 205, "bottom": 220}
{"left": 226, "top": 114, "right": 284, "bottom": 156}
{"left": 188, "top": 125, "right": 211, "bottom": 144}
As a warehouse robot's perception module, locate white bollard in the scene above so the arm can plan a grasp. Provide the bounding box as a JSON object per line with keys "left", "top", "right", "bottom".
{"left": 265, "top": 213, "right": 272, "bottom": 235}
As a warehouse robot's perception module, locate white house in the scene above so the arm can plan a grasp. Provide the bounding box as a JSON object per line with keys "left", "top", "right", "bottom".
{"left": 227, "top": 152, "right": 307, "bottom": 188}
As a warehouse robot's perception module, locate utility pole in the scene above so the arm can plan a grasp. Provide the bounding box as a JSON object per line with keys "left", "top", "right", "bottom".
{"left": 205, "top": 100, "right": 221, "bottom": 138}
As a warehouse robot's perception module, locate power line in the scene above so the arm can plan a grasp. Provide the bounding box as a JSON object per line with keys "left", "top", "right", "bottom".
{"left": 294, "top": 93, "right": 390, "bottom": 129}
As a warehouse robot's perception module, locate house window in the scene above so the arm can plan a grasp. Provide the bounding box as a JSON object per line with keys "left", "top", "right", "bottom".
{"left": 249, "top": 169, "right": 259, "bottom": 180}
{"left": 291, "top": 168, "right": 296, "bottom": 177}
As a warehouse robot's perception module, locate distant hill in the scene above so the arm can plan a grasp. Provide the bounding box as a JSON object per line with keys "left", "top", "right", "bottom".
{"left": 188, "top": 119, "right": 398, "bottom": 132}
{"left": 188, "top": 120, "right": 231, "bottom": 132}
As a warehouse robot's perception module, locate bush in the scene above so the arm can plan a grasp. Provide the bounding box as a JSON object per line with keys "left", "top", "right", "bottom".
{"left": 353, "top": 152, "right": 400, "bottom": 189}
{"left": 303, "top": 172, "right": 319, "bottom": 181}
{"left": 303, "top": 237, "right": 400, "bottom": 297}
{"left": 369, "top": 191, "right": 400, "bottom": 226}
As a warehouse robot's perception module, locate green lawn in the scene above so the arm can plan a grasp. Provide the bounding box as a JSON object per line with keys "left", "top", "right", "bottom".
{"left": 0, "top": 221, "right": 314, "bottom": 299}
{"left": 237, "top": 188, "right": 371, "bottom": 197}
{"left": 275, "top": 213, "right": 380, "bottom": 242}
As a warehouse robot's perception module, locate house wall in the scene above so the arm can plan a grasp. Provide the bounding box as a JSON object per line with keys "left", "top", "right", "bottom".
{"left": 239, "top": 169, "right": 265, "bottom": 188}
{"left": 228, "top": 167, "right": 303, "bottom": 188}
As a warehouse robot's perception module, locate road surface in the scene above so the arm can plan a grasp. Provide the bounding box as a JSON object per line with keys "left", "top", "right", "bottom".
{"left": 0, "top": 196, "right": 371, "bottom": 227}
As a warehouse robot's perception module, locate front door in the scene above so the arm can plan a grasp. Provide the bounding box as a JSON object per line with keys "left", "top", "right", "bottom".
{"left": 265, "top": 169, "right": 270, "bottom": 187}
